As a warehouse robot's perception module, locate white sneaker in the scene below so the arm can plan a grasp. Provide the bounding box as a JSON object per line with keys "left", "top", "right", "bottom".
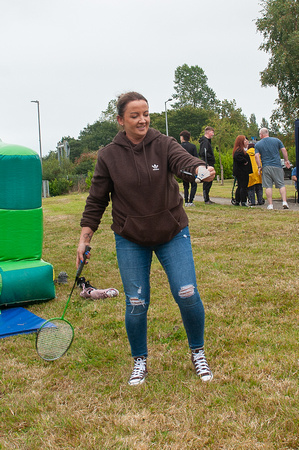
{"left": 191, "top": 348, "right": 213, "bottom": 381}
{"left": 128, "top": 357, "right": 148, "bottom": 386}
{"left": 185, "top": 203, "right": 190, "bottom": 207}
{"left": 282, "top": 201, "right": 289, "bottom": 209}
{"left": 267, "top": 204, "right": 274, "bottom": 210}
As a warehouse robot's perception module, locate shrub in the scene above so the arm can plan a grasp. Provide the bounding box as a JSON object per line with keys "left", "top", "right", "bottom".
{"left": 49, "top": 178, "right": 72, "bottom": 196}
{"left": 85, "top": 170, "right": 94, "bottom": 189}
{"left": 214, "top": 150, "right": 233, "bottom": 179}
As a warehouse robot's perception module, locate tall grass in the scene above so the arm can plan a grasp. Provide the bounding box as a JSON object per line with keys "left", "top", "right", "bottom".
{"left": 0, "top": 191, "right": 298, "bottom": 449}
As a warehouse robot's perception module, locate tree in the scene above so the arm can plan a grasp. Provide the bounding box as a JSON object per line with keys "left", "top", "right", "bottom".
{"left": 150, "top": 106, "right": 213, "bottom": 142}
{"left": 260, "top": 117, "right": 270, "bottom": 130}
{"left": 209, "top": 100, "right": 249, "bottom": 154}
{"left": 256, "top": 0, "right": 299, "bottom": 128}
{"left": 42, "top": 151, "right": 75, "bottom": 181}
{"left": 219, "top": 99, "right": 248, "bottom": 129}
{"left": 61, "top": 136, "right": 83, "bottom": 163}
{"left": 74, "top": 152, "right": 97, "bottom": 175}
{"left": 100, "top": 99, "right": 117, "bottom": 122}
{"left": 78, "top": 120, "right": 118, "bottom": 152}
{"left": 247, "top": 114, "right": 259, "bottom": 140}
{"left": 172, "top": 64, "right": 219, "bottom": 110}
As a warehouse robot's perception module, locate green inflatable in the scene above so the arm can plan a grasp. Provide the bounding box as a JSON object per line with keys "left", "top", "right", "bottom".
{"left": 0, "top": 141, "right": 55, "bottom": 307}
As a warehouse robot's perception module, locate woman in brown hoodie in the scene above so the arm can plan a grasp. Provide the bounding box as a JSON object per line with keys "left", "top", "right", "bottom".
{"left": 77, "top": 92, "right": 215, "bottom": 386}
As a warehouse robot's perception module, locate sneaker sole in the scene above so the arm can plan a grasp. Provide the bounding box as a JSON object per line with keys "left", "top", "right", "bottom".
{"left": 128, "top": 372, "right": 148, "bottom": 386}
{"left": 201, "top": 372, "right": 213, "bottom": 382}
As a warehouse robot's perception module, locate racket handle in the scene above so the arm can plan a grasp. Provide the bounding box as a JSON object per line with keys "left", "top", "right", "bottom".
{"left": 76, "top": 245, "right": 91, "bottom": 278}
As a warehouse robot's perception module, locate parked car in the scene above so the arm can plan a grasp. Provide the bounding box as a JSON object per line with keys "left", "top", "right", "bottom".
{"left": 281, "top": 159, "right": 293, "bottom": 179}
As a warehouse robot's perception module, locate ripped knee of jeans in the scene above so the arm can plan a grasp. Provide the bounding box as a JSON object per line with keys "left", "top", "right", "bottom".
{"left": 126, "top": 295, "right": 147, "bottom": 314}
{"left": 129, "top": 297, "right": 146, "bottom": 307}
{"left": 178, "top": 284, "right": 195, "bottom": 298}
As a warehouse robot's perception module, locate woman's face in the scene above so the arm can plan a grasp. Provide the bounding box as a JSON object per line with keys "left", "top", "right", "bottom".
{"left": 244, "top": 138, "right": 249, "bottom": 148}
{"left": 117, "top": 100, "right": 150, "bottom": 144}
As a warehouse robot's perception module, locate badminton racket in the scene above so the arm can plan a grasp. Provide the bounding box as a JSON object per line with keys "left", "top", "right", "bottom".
{"left": 36, "top": 245, "right": 91, "bottom": 361}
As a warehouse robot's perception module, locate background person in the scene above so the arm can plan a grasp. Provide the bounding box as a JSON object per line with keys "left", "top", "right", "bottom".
{"left": 292, "top": 166, "right": 298, "bottom": 202}
{"left": 255, "top": 128, "right": 291, "bottom": 210}
{"left": 77, "top": 92, "right": 215, "bottom": 386}
{"left": 247, "top": 143, "right": 264, "bottom": 205}
{"left": 179, "top": 130, "right": 198, "bottom": 207}
{"left": 291, "top": 166, "right": 298, "bottom": 190}
{"left": 233, "top": 135, "right": 252, "bottom": 206}
{"left": 199, "top": 126, "right": 215, "bottom": 204}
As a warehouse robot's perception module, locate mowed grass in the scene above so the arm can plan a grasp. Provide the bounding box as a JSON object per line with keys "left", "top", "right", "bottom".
{"left": 0, "top": 188, "right": 298, "bottom": 449}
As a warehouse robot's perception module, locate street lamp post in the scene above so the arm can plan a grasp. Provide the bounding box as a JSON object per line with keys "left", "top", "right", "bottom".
{"left": 31, "top": 100, "right": 43, "bottom": 164}
{"left": 165, "top": 98, "right": 172, "bottom": 136}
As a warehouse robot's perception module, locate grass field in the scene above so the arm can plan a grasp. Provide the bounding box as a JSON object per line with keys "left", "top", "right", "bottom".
{"left": 0, "top": 186, "right": 298, "bottom": 449}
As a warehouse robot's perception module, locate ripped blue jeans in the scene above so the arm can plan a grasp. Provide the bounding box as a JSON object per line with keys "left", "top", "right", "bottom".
{"left": 114, "top": 227, "right": 205, "bottom": 358}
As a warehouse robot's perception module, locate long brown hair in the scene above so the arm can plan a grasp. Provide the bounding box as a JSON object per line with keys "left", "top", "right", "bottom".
{"left": 233, "top": 135, "right": 246, "bottom": 156}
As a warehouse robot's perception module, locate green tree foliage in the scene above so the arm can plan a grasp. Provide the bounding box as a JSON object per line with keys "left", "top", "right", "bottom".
{"left": 219, "top": 99, "right": 248, "bottom": 130}
{"left": 79, "top": 121, "right": 118, "bottom": 152}
{"left": 49, "top": 178, "right": 72, "bottom": 196}
{"left": 61, "top": 136, "right": 83, "bottom": 163}
{"left": 42, "top": 151, "right": 75, "bottom": 195}
{"left": 42, "top": 151, "right": 74, "bottom": 181}
{"left": 208, "top": 100, "right": 249, "bottom": 152}
{"left": 247, "top": 114, "right": 259, "bottom": 140}
{"left": 260, "top": 117, "right": 270, "bottom": 129}
{"left": 256, "top": 0, "right": 299, "bottom": 129}
{"left": 74, "top": 152, "right": 97, "bottom": 175}
{"left": 150, "top": 106, "right": 213, "bottom": 141}
{"left": 172, "top": 64, "right": 219, "bottom": 110}
{"left": 61, "top": 114, "right": 118, "bottom": 164}
{"left": 100, "top": 99, "right": 117, "bottom": 122}
{"left": 214, "top": 149, "right": 234, "bottom": 179}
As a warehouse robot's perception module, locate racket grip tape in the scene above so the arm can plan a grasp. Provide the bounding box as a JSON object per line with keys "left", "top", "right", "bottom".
{"left": 76, "top": 245, "right": 91, "bottom": 278}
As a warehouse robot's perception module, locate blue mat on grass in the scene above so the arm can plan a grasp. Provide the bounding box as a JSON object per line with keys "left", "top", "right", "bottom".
{"left": 0, "top": 307, "right": 46, "bottom": 338}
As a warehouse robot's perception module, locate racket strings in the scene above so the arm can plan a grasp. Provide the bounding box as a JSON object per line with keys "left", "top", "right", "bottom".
{"left": 36, "top": 319, "right": 74, "bottom": 361}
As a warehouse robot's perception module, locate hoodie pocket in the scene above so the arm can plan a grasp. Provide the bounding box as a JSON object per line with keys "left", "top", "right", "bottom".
{"left": 121, "top": 209, "right": 181, "bottom": 246}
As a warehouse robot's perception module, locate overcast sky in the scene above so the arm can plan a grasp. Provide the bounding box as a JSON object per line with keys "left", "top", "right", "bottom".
{"left": 0, "top": 0, "right": 277, "bottom": 156}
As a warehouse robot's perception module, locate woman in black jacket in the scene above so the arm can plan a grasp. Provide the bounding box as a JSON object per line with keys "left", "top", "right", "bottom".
{"left": 233, "top": 135, "right": 252, "bottom": 206}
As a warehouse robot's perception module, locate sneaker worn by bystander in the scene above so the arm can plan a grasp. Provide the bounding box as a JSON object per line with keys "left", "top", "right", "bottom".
{"left": 205, "top": 200, "right": 215, "bottom": 205}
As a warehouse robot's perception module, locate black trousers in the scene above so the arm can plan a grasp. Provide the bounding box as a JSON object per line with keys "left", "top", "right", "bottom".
{"left": 235, "top": 175, "right": 249, "bottom": 204}
{"left": 203, "top": 180, "right": 213, "bottom": 202}
{"left": 183, "top": 180, "right": 197, "bottom": 203}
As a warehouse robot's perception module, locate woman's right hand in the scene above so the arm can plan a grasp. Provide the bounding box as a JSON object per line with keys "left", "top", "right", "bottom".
{"left": 76, "top": 243, "right": 91, "bottom": 269}
{"left": 204, "top": 165, "right": 216, "bottom": 182}
{"left": 76, "top": 227, "right": 93, "bottom": 268}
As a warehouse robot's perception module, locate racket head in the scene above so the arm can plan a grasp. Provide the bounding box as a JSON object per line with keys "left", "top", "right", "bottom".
{"left": 36, "top": 318, "right": 74, "bottom": 361}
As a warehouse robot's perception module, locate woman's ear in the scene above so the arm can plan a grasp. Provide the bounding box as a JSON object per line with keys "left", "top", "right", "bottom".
{"left": 117, "top": 116, "right": 124, "bottom": 127}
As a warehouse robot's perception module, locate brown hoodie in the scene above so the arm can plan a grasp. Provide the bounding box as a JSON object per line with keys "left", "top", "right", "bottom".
{"left": 80, "top": 128, "right": 206, "bottom": 246}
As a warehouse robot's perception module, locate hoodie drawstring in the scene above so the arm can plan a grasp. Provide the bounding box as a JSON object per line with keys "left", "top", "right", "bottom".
{"left": 128, "top": 141, "right": 152, "bottom": 186}
{"left": 142, "top": 141, "right": 152, "bottom": 183}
